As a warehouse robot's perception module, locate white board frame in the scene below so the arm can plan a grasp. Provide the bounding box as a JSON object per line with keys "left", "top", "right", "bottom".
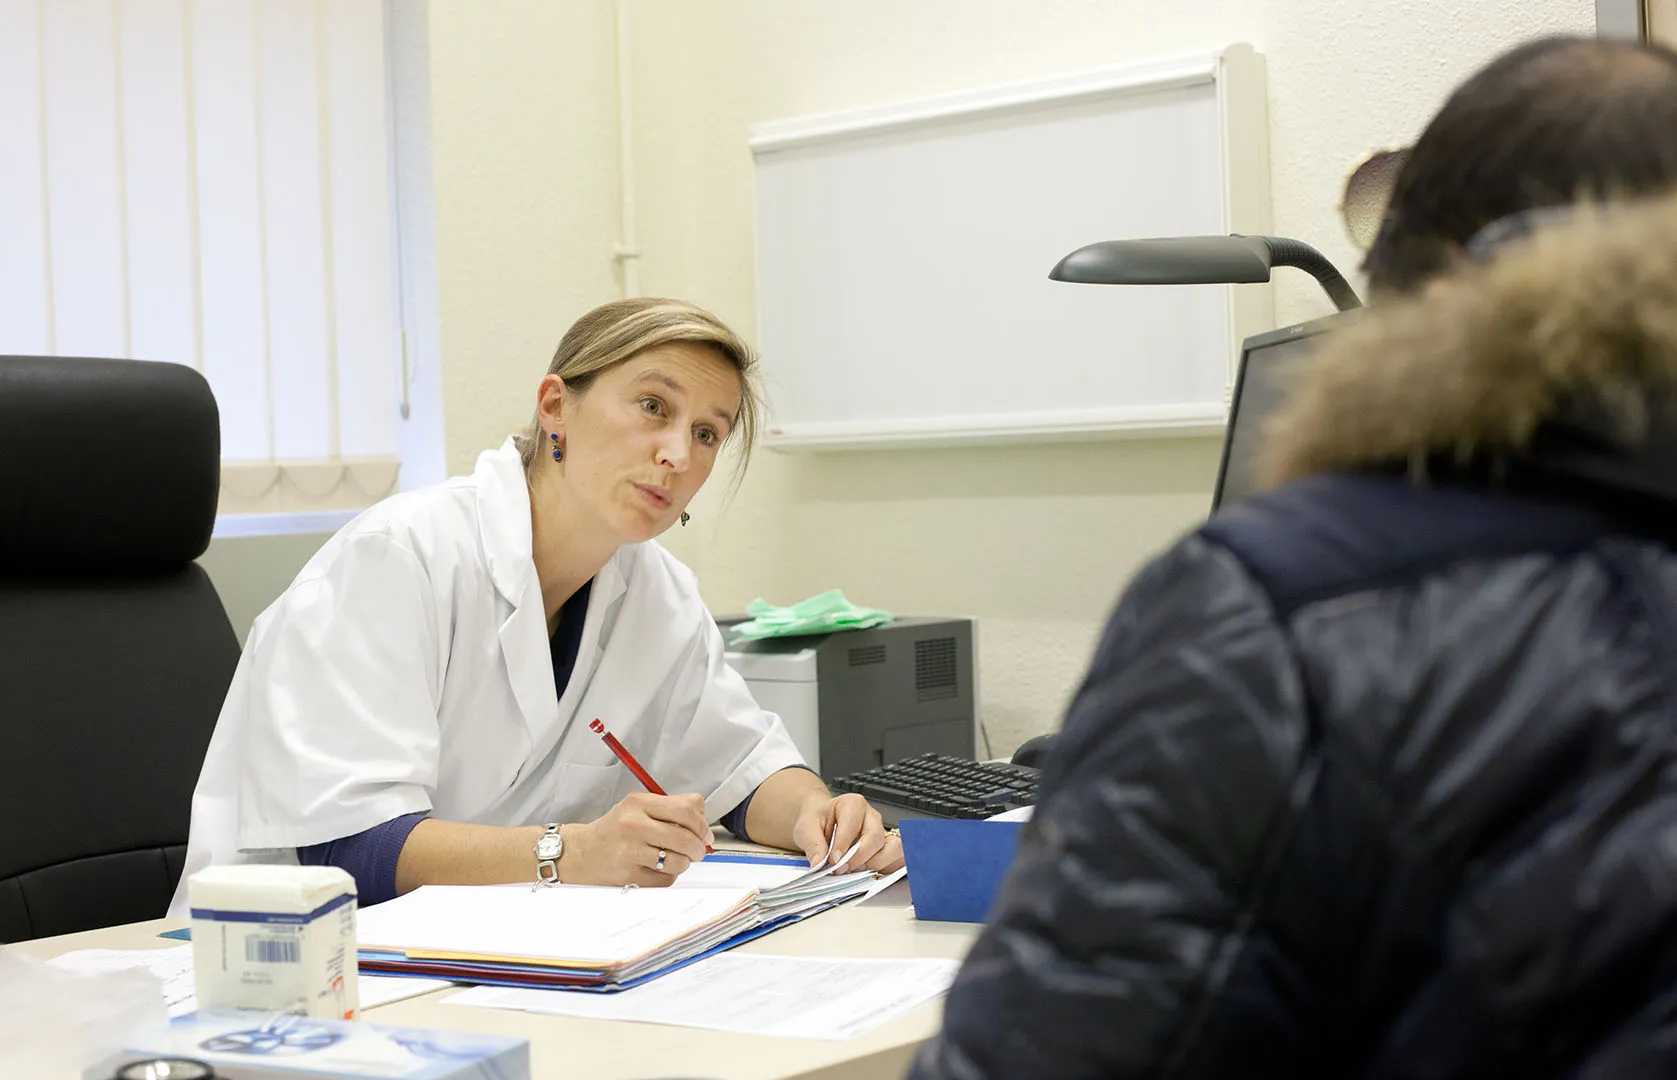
{"left": 750, "top": 45, "right": 1273, "bottom": 452}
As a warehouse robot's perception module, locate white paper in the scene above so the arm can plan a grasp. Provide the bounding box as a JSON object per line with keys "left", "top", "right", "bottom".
{"left": 360, "top": 974, "right": 456, "bottom": 1009}
{"left": 859, "top": 866, "right": 908, "bottom": 901}
{"left": 356, "top": 883, "right": 756, "bottom": 965}
{"left": 827, "top": 838, "right": 864, "bottom": 870}
{"left": 755, "top": 882, "right": 872, "bottom": 921}
{"left": 46, "top": 946, "right": 450, "bottom": 1016}
{"left": 3, "top": 949, "right": 169, "bottom": 1077}
{"left": 49, "top": 946, "right": 197, "bottom": 1018}
{"left": 678, "top": 854, "right": 877, "bottom": 906}
{"left": 444, "top": 953, "right": 960, "bottom": 1041}
{"left": 988, "top": 805, "right": 1034, "bottom": 822}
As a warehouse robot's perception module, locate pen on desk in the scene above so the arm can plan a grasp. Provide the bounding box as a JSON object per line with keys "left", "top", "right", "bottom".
{"left": 589, "top": 718, "right": 714, "bottom": 854}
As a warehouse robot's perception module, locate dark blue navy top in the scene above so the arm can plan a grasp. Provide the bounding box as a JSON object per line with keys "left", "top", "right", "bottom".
{"left": 548, "top": 579, "right": 593, "bottom": 705}
{"left": 298, "top": 578, "right": 797, "bottom": 904}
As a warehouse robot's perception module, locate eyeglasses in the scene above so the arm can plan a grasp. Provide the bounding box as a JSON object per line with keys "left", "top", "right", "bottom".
{"left": 1340, "top": 146, "right": 1410, "bottom": 251}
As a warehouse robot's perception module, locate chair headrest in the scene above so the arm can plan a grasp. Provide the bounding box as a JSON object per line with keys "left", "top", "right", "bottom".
{"left": 0, "top": 356, "right": 220, "bottom": 572}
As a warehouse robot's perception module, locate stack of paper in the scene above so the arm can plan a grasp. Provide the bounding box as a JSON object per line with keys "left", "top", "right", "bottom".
{"left": 677, "top": 851, "right": 881, "bottom": 917}
{"left": 357, "top": 885, "right": 758, "bottom": 991}
{"left": 357, "top": 849, "right": 881, "bottom": 993}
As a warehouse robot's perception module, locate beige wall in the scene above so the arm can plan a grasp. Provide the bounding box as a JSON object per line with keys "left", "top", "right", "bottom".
{"left": 419, "top": 0, "right": 1594, "bottom": 755}
{"left": 426, "top": 2, "right": 624, "bottom": 476}
{"left": 200, "top": 533, "right": 334, "bottom": 644}
{"left": 1650, "top": 0, "right": 1677, "bottom": 42}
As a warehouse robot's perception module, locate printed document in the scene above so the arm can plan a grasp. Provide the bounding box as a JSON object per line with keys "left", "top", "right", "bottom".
{"left": 444, "top": 953, "right": 960, "bottom": 1041}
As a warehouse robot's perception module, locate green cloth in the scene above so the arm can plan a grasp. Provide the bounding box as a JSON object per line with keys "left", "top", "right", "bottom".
{"left": 727, "top": 589, "right": 894, "bottom": 642}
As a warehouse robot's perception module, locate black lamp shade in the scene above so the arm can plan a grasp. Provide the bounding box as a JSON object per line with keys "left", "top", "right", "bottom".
{"left": 1048, "top": 236, "right": 1274, "bottom": 286}
{"left": 1048, "top": 233, "right": 1362, "bottom": 311}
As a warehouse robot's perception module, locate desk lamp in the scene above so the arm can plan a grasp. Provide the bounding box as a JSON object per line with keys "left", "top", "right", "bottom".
{"left": 1048, "top": 235, "right": 1363, "bottom": 311}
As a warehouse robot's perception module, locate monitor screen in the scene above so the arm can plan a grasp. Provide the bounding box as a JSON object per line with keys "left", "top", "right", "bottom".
{"left": 1212, "top": 312, "right": 1356, "bottom": 511}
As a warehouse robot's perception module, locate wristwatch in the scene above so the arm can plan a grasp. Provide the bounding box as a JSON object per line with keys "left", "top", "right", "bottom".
{"left": 533, "top": 823, "right": 564, "bottom": 887}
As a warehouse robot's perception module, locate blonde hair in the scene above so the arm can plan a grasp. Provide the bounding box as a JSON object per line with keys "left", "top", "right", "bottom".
{"left": 516, "top": 297, "right": 761, "bottom": 475}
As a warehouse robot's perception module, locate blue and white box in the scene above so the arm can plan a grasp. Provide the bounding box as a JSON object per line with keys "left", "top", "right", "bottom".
{"left": 189, "top": 865, "right": 359, "bottom": 1019}
{"left": 85, "top": 1010, "right": 530, "bottom": 1080}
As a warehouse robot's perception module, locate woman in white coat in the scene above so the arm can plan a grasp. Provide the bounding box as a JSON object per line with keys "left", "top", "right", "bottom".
{"left": 171, "top": 298, "right": 902, "bottom": 912}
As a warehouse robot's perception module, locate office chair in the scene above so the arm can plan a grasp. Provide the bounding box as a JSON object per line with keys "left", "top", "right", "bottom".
{"left": 0, "top": 355, "right": 240, "bottom": 942}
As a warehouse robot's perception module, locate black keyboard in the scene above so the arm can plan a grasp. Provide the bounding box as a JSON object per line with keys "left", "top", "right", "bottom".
{"left": 830, "top": 753, "right": 1039, "bottom": 825}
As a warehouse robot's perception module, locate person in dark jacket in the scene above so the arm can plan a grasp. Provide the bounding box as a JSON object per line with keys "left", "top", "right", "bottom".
{"left": 907, "top": 195, "right": 1677, "bottom": 1080}
{"left": 908, "top": 35, "right": 1677, "bottom": 1080}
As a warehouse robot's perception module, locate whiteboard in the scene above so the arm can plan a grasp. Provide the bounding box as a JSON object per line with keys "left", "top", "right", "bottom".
{"left": 751, "top": 46, "right": 1273, "bottom": 450}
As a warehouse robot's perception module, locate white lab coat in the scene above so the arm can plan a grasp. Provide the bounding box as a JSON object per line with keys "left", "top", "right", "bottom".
{"left": 168, "top": 440, "right": 804, "bottom": 914}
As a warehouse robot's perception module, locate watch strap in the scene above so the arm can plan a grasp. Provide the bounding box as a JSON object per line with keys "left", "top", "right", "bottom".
{"left": 533, "top": 822, "right": 563, "bottom": 888}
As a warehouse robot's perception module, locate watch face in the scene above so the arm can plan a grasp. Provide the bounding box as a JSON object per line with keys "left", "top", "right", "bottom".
{"left": 534, "top": 833, "right": 562, "bottom": 860}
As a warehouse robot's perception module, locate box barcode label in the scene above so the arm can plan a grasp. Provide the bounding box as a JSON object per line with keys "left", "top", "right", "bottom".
{"left": 245, "top": 936, "right": 301, "bottom": 964}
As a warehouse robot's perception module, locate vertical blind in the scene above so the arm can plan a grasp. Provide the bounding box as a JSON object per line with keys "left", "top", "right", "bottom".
{"left": 0, "top": 0, "right": 403, "bottom": 514}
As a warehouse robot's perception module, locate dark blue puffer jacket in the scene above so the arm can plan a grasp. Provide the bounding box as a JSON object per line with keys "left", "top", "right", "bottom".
{"left": 910, "top": 200, "right": 1677, "bottom": 1079}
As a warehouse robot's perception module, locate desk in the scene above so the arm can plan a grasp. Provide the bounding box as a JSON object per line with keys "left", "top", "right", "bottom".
{"left": 13, "top": 855, "right": 976, "bottom": 1079}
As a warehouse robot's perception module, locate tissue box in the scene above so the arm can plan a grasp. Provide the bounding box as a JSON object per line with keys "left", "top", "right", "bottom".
{"left": 85, "top": 1010, "right": 529, "bottom": 1080}
{"left": 899, "top": 818, "right": 1024, "bottom": 923}
{"left": 189, "top": 865, "right": 358, "bottom": 1019}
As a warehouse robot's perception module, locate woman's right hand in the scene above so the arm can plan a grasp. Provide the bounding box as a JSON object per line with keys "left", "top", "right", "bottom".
{"left": 558, "top": 791, "right": 711, "bottom": 886}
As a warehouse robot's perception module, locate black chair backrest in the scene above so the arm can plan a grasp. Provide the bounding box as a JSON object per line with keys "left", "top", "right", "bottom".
{"left": 0, "top": 355, "right": 240, "bottom": 942}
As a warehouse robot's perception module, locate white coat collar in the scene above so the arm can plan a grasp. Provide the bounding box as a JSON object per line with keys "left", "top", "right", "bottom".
{"left": 473, "top": 439, "right": 629, "bottom": 757}
{"left": 474, "top": 439, "right": 543, "bottom": 606}
{"left": 472, "top": 438, "right": 628, "bottom": 611}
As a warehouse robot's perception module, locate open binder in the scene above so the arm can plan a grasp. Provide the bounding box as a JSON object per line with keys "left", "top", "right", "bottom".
{"left": 356, "top": 853, "right": 878, "bottom": 992}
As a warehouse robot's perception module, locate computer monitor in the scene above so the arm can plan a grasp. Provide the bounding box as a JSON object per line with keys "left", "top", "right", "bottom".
{"left": 1212, "top": 311, "right": 1358, "bottom": 511}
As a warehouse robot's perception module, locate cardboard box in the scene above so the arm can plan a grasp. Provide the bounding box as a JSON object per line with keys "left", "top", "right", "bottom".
{"left": 189, "top": 866, "right": 358, "bottom": 1019}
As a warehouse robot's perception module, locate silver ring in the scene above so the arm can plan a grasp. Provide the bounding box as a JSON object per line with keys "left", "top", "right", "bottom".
{"left": 656, "top": 849, "right": 667, "bottom": 871}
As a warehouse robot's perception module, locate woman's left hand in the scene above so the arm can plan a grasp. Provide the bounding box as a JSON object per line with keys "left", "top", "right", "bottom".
{"left": 791, "top": 792, "right": 904, "bottom": 874}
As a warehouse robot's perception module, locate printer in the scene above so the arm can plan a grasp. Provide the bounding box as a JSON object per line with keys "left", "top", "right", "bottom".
{"left": 720, "top": 616, "right": 977, "bottom": 780}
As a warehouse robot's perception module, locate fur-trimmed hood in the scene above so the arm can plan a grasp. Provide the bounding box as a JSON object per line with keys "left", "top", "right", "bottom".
{"left": 1258, "top": 195, "right": 1677, "bottom": 498}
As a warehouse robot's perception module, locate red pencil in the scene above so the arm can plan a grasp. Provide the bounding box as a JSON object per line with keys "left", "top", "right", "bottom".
{"left": 589, "top": 718, "right": 714, "bottom": 854}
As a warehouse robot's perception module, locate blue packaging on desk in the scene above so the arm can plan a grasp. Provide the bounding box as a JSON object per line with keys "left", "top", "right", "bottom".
{"left": 85, "top": 1010, "right": 529, "bottom": 1080}
{"left": 899, "top": 818, "right": 1024, "bottom": 923}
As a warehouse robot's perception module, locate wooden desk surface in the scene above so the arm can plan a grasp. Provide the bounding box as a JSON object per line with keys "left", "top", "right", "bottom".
{"left": 12, "top": 863, "right": 975, "bottom": 1080}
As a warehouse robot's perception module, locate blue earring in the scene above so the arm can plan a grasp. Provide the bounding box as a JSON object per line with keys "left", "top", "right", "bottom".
{"left": 550, "top": 431, "right": 562, "bottom": 462}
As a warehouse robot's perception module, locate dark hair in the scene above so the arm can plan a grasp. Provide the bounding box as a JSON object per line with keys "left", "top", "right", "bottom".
{"left": 1363, "top": 36, "right": 1677, "bottom": 295}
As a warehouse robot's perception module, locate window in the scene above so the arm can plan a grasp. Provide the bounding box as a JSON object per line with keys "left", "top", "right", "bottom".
{"left": 0, "top": 0, "right": 407, "bottom": 517}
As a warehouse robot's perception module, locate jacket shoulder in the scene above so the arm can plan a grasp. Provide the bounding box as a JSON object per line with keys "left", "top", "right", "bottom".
{"left": 1200, "top": 473, "right": 1619, "bottom": 617}
{"left": 285, "top": 477, "right": 479, "bottom": 592}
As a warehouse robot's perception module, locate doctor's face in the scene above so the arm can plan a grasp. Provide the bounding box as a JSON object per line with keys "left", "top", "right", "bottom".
{"left": 555, "top": 343, "right": 741, "bottom": 544}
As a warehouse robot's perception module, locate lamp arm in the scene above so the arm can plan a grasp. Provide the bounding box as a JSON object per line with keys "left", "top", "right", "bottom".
{"left": 1255, "top": 236, "right": 1362, "bottom": 311}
